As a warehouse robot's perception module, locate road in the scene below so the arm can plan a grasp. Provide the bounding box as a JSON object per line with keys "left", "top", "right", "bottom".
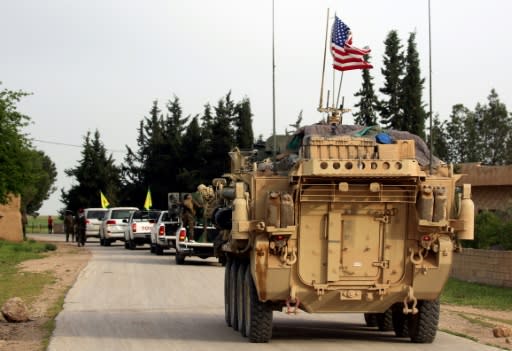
{"left": 35, "top": 234, "right": 498, "bottom": 351}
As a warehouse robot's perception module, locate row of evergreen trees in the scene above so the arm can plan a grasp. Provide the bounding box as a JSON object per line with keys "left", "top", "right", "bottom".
{"left": 61, "top": 93, "right": 254, "bottom": 211}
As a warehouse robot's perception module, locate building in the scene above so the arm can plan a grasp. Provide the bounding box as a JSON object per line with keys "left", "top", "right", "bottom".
{"left": 458, "top": 163, "right": 512, "bottom": 213}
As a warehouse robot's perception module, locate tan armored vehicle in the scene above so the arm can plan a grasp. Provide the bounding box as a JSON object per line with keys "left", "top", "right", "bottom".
{"left": 213, "top": 114, "right": 474, "bottom": 343}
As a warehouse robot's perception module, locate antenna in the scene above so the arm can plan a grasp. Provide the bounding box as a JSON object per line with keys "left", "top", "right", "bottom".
{"left": 318, "top": 8, "right": 330, "bottom": 110}
{"left": 428, "top": 0, "right": 433, "bottom": 174}
{"left": 272, "top": 0, "right": 277, "bottom": 165}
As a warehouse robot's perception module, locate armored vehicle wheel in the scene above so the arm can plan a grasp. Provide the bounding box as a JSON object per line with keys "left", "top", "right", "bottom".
{"left": 229, "top": 260, "right": 240, "bottom": 331}
{"left": 175, "top": 253, "right": 185, "bottom": 265}
{"left": 224, "top": 258, "right": 232, "bottom": 326}
{"left": 408, "top": 300, "right": 439, "bottom": 343}
{"left": 377, "top": 309, "right": 393, "bottom": 331}
{"left": 243, "top": 267, "right": 272, "bottom": 343}
{"left": 364, "top": 313, "right": 378, "bottom": 327}
{"left": 392, "top": 304, "right": 409, "bottom": 337}
{"left": 237, "top": 262, "right": 248, "bottom": 336}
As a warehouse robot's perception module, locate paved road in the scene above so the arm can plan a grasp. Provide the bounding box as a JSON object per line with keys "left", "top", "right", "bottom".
{"left": 30, "top": 234, "right": 499, "bottom": 351}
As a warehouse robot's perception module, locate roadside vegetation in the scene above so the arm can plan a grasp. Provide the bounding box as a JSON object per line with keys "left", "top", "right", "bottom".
{"left": 441, "top": 277, "right": 512, "bottom": 311}
{"left": 0, "top": 239, "right": 56, "bottom": 306}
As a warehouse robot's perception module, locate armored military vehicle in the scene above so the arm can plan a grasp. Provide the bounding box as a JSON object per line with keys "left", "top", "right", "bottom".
{"left": 213, "top": 112, "right": 474, "bottom": 343}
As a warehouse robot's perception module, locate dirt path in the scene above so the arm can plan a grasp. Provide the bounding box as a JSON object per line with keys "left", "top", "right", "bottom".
{"left": 0, "top": 241, "right": 510, "bottom": 350}
{"left": 0, "top": 242, "right": 90, "bottom": 351}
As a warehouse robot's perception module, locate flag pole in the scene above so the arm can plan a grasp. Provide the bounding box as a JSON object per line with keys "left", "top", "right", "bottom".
{"left": 428, "top": 0, "right": 433, "bottom": 174}
{"left": 336, "top": 71, "right": 344, "bottom": 108}
{"left": 318, "top": 8, "right": 330, "bottom": 110}
{"left": 272, "top": 0, "right": 277, "bottom": 165}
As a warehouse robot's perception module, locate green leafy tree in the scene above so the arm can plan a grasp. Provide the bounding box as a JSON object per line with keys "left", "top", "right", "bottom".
{"left": 445, "top": 104, "right": 480, "bottom": 163}
{"left": 0, "top": 84, "right": 31, "bottom": 204}
{"left": 400, "top": 32, "right": 426, "bottom": 138}
{"left": 178, "top": 115, "right": 203, "bottom": 189}
{"left": 61, "top": 130, "right": 121, "bottom": 212}
{"left": 20, "top": 149, "right": 57, "bottom": 215}
{"left": 205, "top": 92, "right": 236, "bottom": 180}
{"left": 353, "top": 54, "right": 379, "bottom": 126}
{"left": 234, "top": 98, "right": 254, "bottom": 149}
{"left": 427, "top": 114, "right": 449, "bottom": 161}
{"left": 378, "top": 30, "right": 404, "bottom": 129}
{"left": 477, "top": 90, "right": 511, "bottom": 165}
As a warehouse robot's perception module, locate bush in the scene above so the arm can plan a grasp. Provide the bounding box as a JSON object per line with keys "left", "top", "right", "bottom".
{"left": 466, "top": 210, "right": 512, "bottom": 250}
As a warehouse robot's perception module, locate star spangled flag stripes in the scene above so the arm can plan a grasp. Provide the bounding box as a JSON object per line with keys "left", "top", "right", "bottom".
{"left": 331, "top": 15, "right": 373, "bottom": 72}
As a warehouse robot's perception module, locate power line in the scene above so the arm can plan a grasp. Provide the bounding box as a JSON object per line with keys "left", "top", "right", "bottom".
{"left": 31, "top": 138, "right": 126, "bottom": 154}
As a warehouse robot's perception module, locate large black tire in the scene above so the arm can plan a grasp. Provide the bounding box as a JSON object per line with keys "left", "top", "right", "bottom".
{"left": 129, "top": 239, "right": 136, "bottom": 250}
{"left": 237, "top": 262, "right": 248, "bottom": 336}
{"left": 100, "top": 238, "right": 105, "bottom": 246}
{"left": 364, "top": 313, "right": 378, "bottom": 327}
{"left": 392, "top": 304, "right": 409, "bottom": 337}
{"left": 408, "top": 299, "right": 440, "bottom": 343}
{"left": 224, "top": 258, "right": 232, "bottom": 326}
{"left": 243, "top": 267, "right": 272, "bottom": 343}
{"left": 150, "top": 243, "right": 156, "bottom": 254}
{"left": 175, "top": 253, "right": 186, "bottom": 265}
{"left": 124, "top": 241, "right": 130, "bottom": 249}
{"left": 377, "top": 309, "right": 394, "bottom": 331}
{"left": 229, "top": 260, "right": 240, "bottom": 331}
{"left": 155, "top": 245, "right": 164, "bottom": 255}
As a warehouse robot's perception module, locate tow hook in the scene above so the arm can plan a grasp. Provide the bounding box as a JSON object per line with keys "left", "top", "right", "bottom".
{"left": 403, "top": 286, "right": 418, "bottom": 314}
{"left": 285, "top": 296, "right": 301, "bottom": 314}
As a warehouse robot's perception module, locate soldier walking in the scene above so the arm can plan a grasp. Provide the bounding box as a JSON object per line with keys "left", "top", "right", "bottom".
{"left": 76, "top": 209, "right": 86, "bottom": 247}
{"left": 64, "top": 210, "right": 75, "bottom": 242}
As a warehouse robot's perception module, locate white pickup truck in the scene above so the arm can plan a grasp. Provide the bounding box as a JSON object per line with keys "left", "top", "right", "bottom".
{"left": 149, "top": 210, "right": 181, "bottom": 255}
{"left": 174, "top": 223, "right": 222, "bottom": 265}
{"left": 99, "top": 207, "right": 138, "bottom": 246}
{"left": 124, "top": 210, "right": 161, "bottom": 249}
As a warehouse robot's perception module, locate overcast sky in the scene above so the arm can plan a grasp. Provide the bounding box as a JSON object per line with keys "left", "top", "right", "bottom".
{"left": 1, "top": 0, "right": 511, "bottom": 215}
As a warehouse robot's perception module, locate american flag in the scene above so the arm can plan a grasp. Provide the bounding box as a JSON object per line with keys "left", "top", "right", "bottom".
{"left": 331, "top": 15, "right": 373, "bottom": 72}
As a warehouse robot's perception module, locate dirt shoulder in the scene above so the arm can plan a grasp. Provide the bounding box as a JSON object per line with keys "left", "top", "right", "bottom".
{"left": 0, "top": 242, "right": 510, "bottom": 350}
{"left": 0, "top": 242, "right": 90, "bottom": 351}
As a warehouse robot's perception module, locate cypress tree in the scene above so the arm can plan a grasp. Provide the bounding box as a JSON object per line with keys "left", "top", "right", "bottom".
{"left": 234, "top": 97, "right": 254, "bottom": 149}
{"left": 401, "top": 32, "right": 426, "bottom": 138}
{"left": 353, "top": 54, "right": 379, "bottom": 126}
{"left": 379, "top": 30, "right": 404, "bottom": 129}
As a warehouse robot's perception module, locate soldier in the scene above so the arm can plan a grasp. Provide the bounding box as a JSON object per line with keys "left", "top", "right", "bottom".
{"left": 64, "top": 210, "right": 75, "bottom": 242}
{"left": 181, "top": 194, "right": 196, "bottom": 242}
{"left": 76, "top": 208, "right": 86, "bottom": 247}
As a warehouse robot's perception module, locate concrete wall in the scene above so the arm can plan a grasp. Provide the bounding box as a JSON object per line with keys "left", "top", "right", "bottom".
{"left": 0, "top": 195, "right": 23, "bottom": 242}
{"left": 452, "top": 248, "right": 512, "bottom": 288}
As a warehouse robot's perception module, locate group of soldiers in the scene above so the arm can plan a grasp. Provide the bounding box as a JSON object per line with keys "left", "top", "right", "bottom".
{"left": 180, "top": 184, "right": 218, "bottom": 242}
{"left": 63, "top": 209, "right": 86, "bottom": 247}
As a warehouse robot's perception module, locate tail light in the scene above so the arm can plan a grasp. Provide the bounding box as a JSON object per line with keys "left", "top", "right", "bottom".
{"left": 158, "top": 225, "right": 165, "bottom": 236}
{"left": 131, "top": 223, "right": 137, "bottom": 233}
{"left": 106, "top": 220, "right": 116, "bottom": 225}
{"left": 178, "top": 228, "right": 187, "bottom": 241}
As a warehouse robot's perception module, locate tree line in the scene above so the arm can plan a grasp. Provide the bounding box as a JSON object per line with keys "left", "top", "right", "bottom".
{"left": 61, "top": 92, "right": 254, "bottom": 211}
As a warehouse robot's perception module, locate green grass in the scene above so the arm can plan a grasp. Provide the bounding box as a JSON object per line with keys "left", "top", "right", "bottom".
{"left": 441, "top": 277, "right": 512, "bottom": 311}
{"left": 0, "top": 239, "right": 57, "bottom": 306}
{"left": 26, "top": 215, "right": 62, "bottom": 233}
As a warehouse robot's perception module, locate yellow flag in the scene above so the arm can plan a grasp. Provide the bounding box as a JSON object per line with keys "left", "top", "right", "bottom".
{"left": 144, "top": 188, "right": 152, "bottom": 210}
{"left": 100, "top": 191, "right": 110, "bottom": 208}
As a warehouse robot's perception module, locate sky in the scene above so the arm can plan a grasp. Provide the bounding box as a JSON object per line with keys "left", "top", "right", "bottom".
{"left": 1, "top": 0, "right": 511, "bottom": 215}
